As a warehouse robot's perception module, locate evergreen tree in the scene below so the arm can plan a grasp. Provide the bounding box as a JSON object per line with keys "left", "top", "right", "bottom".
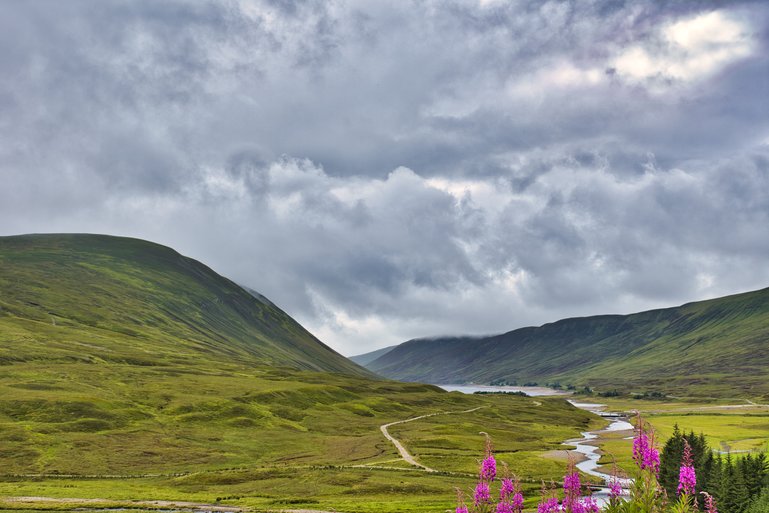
{"left": 698, "top": 450, "right": 716, "bottom": 509}
{"left": 741, "top": 453, "right": 765, "bottom": 499}
{"left": 660, "top": 424, "right": 684, "bottom": 497}
{"left": 732, "top": 460, "right": 751, "bottom": 513}
{"left": 709, "top": 454, "right": 724, "bottom": 506}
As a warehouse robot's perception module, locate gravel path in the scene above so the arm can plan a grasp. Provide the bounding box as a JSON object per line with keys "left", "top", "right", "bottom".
{"left": 379, "top": 406, "right": 484, "bottom": 472}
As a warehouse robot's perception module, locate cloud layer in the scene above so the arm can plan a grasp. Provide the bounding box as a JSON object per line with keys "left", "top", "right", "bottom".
{"left": 2, "top": 0, "right": 768, "bottom": 355}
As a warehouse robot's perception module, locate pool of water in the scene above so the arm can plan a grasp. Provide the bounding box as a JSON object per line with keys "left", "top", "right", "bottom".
{"left": 435, "top": 384, "right": 572, "bottom": 396}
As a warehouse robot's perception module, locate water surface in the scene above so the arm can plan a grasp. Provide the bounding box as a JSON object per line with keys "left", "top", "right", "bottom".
{"left": 436, "top": 384, "right": 572, "bottom": 396}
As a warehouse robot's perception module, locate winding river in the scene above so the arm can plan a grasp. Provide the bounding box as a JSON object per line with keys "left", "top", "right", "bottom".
{"left": 436, "top": 385, "right": 634, "bottom": 504}
{"left": 565, "top": 401, "right": 634, "bottom": 503}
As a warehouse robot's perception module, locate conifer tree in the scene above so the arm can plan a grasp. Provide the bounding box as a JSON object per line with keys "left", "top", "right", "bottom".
{"left": 660, "top": 424, "right": 684, "bottom": 497}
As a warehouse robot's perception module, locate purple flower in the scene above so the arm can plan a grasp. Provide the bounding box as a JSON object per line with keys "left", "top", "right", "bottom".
{"left": 537, "top": 497, "right": 562, "bottom": 513}
{"left": 563, "top": 466, "right": 581, "bottom": 508}
{"left": 701, "top": 492, "right": 719, "bottom": 513}
{"left": 579, "top": 497, "right": 600, "bottom": 513}
{"left": 563, "top": 470, "right": 581, "bottom": 496}
{"left": 456, "top": 506, "right": 469, "bottom": 513}
{"left": 609, "top": 478, "right": 622, "bottom": 499}
{"left": 500, "top": 477, "right": 515, "bottom": 499}
{"left": 474, "top": 481, "right": 491, "bottom": 506}
{"left": 677, "top": 439, "right": 696, "bottom": 495}
{"left": 496, "top": 502, "right": 513, "bottom": 513}
{"left": 678, "top": 465, "right": 697, "bottom": 496}
{"left": 481, "top": 454, "right": 497, "bottom": 481}
{"left": 511, "top": 492, "right": 524, "bottom": 512}
{"left": 632, "top": 423, "right": 660, "bottom": 475}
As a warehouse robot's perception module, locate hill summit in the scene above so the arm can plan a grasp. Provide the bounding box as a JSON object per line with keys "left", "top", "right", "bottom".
{"left": 0, "top": 233, "right": 369, "bottom": 376}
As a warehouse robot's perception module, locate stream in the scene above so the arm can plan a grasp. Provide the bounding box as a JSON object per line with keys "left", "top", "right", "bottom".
{"left": 436, "top": 385, "right": 635, "bottom": 506}
{"left": 565, "top": 401, "right": 634, "bottom": 504}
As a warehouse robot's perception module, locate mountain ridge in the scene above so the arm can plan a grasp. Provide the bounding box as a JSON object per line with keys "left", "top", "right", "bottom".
{"left": 364, "top": 286, "right": 769, "bottom": 397}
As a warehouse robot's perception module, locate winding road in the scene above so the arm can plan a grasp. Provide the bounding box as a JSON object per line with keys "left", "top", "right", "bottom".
{"left": 379, "top": 406, "right": 484, "bottom": 472}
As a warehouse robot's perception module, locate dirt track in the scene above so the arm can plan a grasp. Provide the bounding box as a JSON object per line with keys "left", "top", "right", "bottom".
{"left": 379, "top": 406, "right": 484, "bottom": 472}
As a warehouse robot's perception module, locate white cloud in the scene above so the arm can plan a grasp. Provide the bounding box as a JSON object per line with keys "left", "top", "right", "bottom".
{"left": 613, "top": 9, "right": 753, "bottom": 87}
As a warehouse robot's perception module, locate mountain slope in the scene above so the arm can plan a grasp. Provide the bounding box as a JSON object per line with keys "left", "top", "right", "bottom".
{"left": 365, "top": 288, "right": 769, "bottom": 397}
{"left": 0, "top": 233, "right": 369, "bottom": 376}
{"left": 350, "top": 344, "right": 398, "bottom": 366}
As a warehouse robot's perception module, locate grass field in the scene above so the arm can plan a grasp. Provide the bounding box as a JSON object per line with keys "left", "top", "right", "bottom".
{"left": 0, "top": 370, "right": 597, "bottom": 513}
{"left": 582, "top": 397, "right": 769, "bottom": 476}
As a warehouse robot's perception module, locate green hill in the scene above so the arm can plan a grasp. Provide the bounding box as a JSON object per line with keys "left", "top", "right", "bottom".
{"left": 365, "top": 288, "right": 769, "bottom": 398}
{"left": 0, "top": 233, "right": 369, "bottom": 376}
{"left": 0, "top": 233, "right": 599, "bottom": 512}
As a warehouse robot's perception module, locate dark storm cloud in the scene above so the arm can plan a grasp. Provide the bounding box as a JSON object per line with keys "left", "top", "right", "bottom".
{"left": 1, "top": 0, "right": 768, "bottom": 354}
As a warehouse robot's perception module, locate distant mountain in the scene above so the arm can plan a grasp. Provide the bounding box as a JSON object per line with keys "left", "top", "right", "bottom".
{"left": 364, "top": 288, "right": 769, "bottom": 397}
{"left": 350, "top": 345, "right": 398, "bottom": 366}
{"left": 0, "top": 233, "right": 371, "bottom": 376}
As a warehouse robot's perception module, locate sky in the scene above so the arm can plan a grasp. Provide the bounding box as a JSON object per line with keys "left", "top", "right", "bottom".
{"left": 2, "top": 0, "right": 768, "bottom": 356}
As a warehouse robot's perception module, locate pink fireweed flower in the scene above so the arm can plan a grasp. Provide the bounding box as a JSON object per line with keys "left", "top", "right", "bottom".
{"left": 511, "top": 492, "right": 524, "bottom": 512}
{"left": 474, "top": 481, "right": 492, "bottom": 506}
{"left": 537, "top": 497, "right": 562, "bottom": 513}
{"left": 569, "top": 497, "right": 600, "bottom": 513}
{"left": 480, "top": 436, "right": 497, "bottom": 481}
{"left": 563, "top": 462, "right": 581, "bottom": 507}
{"left": 496, "top": 502, "right": 513, "bottom": 513}
{"left": 563, "top": 470, "right": 581, "bottom": 496}
{"left": 500, "top": 477, "right": 515, "bottom": 499}
{"left": 644, "top": 445, "right": 660, "bottom": 475}
{"left": 456, "top": 506, "right": 469, "bottom": 513}
{"left": 609, "top": 478, "right": 622, "bottom": 499}
{"left": 701, "top": 492, "right": 718, "bottom": 513}
{"left": 632, "top": 420, "right": 660, "bottom": 475}
{"left": 481, "top": 454, "right": 497, "bottom": 481}
{"left": 677, "top": 465, "right": 696, "bottom": 496}
{"left": 677, "top": 440, "right": 696, "bottom": 495}
{"left": 501, "top": 475, "right": 524, "bottom": 513}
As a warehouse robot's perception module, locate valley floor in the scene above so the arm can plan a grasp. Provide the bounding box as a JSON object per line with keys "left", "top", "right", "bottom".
{"left": 2, "top": 376, "right": 767, "bottom": 513}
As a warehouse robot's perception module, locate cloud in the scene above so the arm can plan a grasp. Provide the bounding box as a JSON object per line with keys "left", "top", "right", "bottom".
{"left": 612, "top": 9, "right": 754, "bottom": 88}
{"left": 1, "top": 0, "right": 768, "bottom": 355}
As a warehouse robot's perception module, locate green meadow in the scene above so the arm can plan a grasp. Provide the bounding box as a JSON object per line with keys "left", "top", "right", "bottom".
{"left": 0, "top": 234, "right": 600, "bottom": 512}
{"left": 584, "top": 397, "right": 769, "bottom": 476}
{"left": 0, "top": 365, "right": 597, "bottom": 512}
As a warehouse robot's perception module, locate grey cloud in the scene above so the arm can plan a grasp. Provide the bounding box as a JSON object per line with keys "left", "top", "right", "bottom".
{"left": 1, "top": 0, "right": 768, "bottom": 354}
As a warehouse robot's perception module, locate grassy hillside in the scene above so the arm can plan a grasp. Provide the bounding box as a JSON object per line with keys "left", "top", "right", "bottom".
{"left": 366, "top": 288, "right": 769, "bottom": 398}
{"left": 0, "top": 233, "right": 369, "bottom": 376}
{"left": 0, "top": 233, "right": 600, "bottom": 512}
